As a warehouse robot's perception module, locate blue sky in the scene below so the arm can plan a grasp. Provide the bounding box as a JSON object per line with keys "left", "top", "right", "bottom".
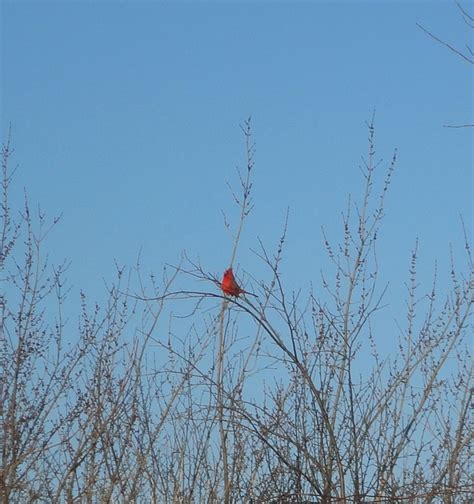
{"left": 1, "top": 1, "right": 472, "bottom": 338}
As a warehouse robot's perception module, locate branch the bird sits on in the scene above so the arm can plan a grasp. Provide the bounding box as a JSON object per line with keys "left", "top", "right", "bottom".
{"left": 221, "top": 268, "right": 256, "bottom": 297}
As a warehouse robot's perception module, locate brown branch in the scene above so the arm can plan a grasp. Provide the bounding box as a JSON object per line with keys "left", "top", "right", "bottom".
{"left": 442, "top": 123, "right": 474, "bottom": 128}
{"left": 416, "top": 22, "right": 474, "bottom": 64}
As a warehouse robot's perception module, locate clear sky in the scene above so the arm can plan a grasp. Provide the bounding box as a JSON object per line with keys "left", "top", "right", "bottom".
{"left": 1, "top": 1, "right": 472, "bottom": 339}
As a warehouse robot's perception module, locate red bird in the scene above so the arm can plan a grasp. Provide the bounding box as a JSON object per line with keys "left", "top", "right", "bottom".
{"left": 221, "top": 268, "right": 255, "bottom": 297}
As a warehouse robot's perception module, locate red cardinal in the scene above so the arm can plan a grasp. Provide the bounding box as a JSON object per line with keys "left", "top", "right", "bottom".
{"left": 221, "top": 268, "right": 255, "bottom": 297}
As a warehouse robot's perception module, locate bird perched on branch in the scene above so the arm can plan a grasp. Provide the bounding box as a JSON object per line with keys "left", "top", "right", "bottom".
{"left": 221, "top": 268, "right": 256, "bottom": 297}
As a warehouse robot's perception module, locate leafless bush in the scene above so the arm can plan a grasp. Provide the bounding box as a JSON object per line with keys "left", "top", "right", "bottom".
{"left": 0, "top": 119, "right": 472, "bottom": 503}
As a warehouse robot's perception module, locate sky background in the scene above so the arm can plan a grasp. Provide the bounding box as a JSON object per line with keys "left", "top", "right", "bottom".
{"left": 1, "top": 1, "right": 472, "bottom": 349}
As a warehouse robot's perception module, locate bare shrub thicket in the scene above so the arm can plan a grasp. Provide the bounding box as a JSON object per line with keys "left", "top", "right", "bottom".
{"left": 0, "top": 120, "right": 472, "bottom": 503}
